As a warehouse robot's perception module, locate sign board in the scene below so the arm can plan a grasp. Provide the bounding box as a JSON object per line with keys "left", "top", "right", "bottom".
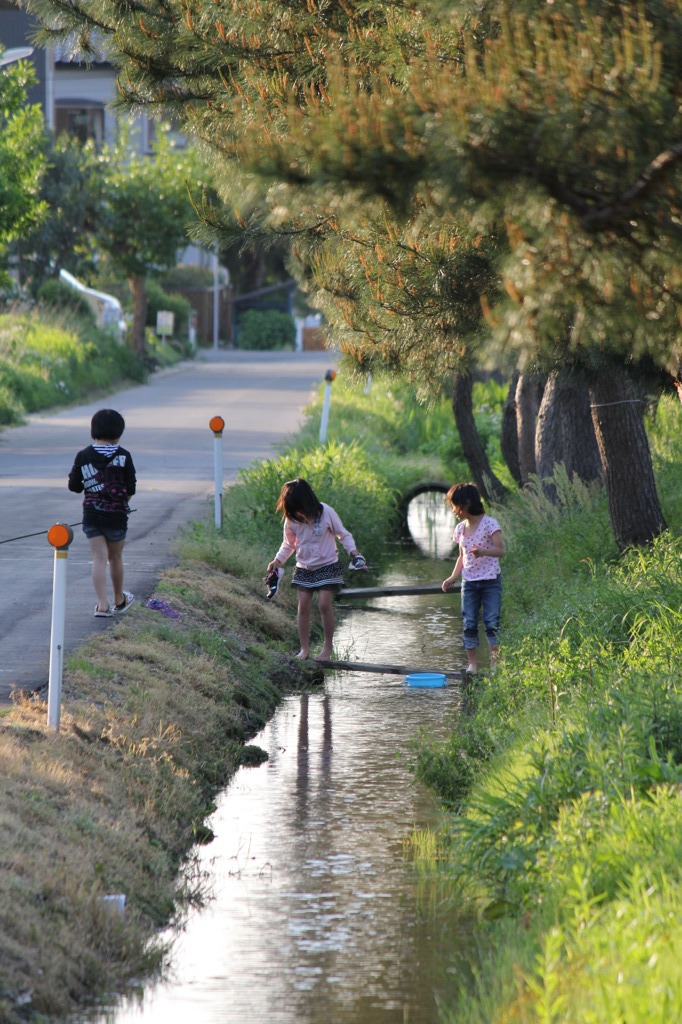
{"left": 156, "top": 310, "right": 175, "bottom": 337}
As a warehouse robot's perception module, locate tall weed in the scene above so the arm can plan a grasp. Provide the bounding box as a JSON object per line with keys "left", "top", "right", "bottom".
{"left": 412, "top": 400, "right": 682, "bottom": 1024}
{"left": 0, "top": 310, "right": 147, "bottom": 424}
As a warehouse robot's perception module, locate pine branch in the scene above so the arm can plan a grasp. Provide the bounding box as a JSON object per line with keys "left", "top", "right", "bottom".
{"left": 581, "top": 142, "right": 682, "bottom": 231}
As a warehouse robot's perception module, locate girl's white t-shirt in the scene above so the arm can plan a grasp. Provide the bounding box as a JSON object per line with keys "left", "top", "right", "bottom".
{"left": 454, "top": 514, "right": 501, "bottom": 581}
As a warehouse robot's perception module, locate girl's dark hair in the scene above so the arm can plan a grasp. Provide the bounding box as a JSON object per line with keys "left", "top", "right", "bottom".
{"left": 446, "top": 482, "right": 485, "bottom": 516}
{"left": 276, "top": 478, "right": 323, "bottom": 523}
{"left": 91, "top": 408, "right": 125, "bottom": 441}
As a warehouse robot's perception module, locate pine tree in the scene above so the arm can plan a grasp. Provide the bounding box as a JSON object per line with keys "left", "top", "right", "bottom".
{"left": 25, "top": 0, "right": 681, "bottom": 545}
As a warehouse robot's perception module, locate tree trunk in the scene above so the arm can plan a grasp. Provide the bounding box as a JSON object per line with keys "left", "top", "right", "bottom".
{"left": 536, "top": 369, "right": 602, "bottom": 491}
{"left": 128, "top": 274, "right": 148, "bottom": 356}
{"left": 515, "top": 373, "right": 544, "bottom": 484}
{"left": 500, "top": 371, "right": 522, "bottom": 486}
{"left": 589, "top": 366, "right": 667, "bottom": 549}
{"left": 452, "top": 370, "right": 508, "bottom": 503}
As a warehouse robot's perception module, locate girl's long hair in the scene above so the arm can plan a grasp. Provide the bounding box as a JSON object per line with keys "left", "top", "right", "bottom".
{"left": 276, "top": 478, "right": 323, "bottom": 524}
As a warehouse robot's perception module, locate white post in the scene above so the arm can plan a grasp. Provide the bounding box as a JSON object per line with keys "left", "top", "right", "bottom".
{"left": 46, "top": 524, "right": 74, "bottom": 732}
{"left": 319, "top": 369, "right": 336, "bottom": 444}
{"left": 209, "top": 417, "right": 225, "bottom": 529}
{"left": 364, "top": 372, "right": 372, "bottom": 396}
{"left": 212, "top": 250, "right": 220, "bottom": 352}
{"left": 44, "top": 48, "right": 55, "bottom": 131}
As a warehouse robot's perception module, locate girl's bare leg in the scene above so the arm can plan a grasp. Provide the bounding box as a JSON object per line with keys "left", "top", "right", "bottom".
{"left": 489, "top": 644, "right": 500, "bottom": 669}
{"left": 466, "top": 650, "right": 478, "bottom": 673}
{"left": 296, "top": 589, "right": 313, "bottom": 659}
{"left": 88, "top": 536, "right": 110, "bottom": 612}
{"left": 314, "top": 589, "right": 335, "bottom": 661}
{"left": 106, "top": 539, "right": 126, "bottom": 607}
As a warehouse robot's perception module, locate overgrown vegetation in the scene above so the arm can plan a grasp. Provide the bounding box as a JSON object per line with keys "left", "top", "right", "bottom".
{"left": 0, "top": 308, "right": 173, "bottom": 427}
{"left": 410, "top": 396, "right": 682, "bottom": 1023}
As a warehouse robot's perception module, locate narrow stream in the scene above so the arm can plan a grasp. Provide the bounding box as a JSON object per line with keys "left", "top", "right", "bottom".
{"left": 92, "top": 494, "right": 469, "bottom": 1024}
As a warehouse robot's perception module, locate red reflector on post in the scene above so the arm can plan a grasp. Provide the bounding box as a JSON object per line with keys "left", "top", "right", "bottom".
{"left": 47, "top": 523, "right": 73, "bottom": 549}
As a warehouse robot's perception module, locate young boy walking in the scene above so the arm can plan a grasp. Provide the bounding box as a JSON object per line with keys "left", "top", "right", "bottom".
{"left": 68, "top": 408, "right": 136, "bottom": 617}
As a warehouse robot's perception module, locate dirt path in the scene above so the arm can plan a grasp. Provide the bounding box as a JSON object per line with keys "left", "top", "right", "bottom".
{"left": 0, "top": 349, "right": 332, "bottom": 699}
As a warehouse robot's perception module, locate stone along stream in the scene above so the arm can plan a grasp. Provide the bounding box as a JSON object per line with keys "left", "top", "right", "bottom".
{"left": 92, "top": 493, "right": 471, "bottom": 1024}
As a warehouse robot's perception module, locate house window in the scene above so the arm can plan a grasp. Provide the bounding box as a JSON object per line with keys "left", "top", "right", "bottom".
{"left": 55, "top": 103, "right": 104, "bottom": 146}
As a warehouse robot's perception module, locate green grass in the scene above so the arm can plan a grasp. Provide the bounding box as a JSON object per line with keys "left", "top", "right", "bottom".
{"left": 409, "top": 395, "right": 682, "bottom": 1024}
{"left": 0, "top": 308, "right": 148, "bottom": 425}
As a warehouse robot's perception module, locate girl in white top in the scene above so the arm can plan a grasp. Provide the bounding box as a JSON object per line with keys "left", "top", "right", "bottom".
{"left": 266, "top": 478, "right": 367, "bottom": 661}
{"left": 442, "top": 481, "right": 505, "bottom": 674}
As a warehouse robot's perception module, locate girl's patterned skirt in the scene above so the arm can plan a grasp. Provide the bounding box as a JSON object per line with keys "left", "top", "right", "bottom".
{"left": 292, "top": 560, "right": 344, "bottom": 590}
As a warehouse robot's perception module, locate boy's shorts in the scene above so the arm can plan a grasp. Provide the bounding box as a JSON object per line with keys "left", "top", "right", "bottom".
{"left": 82, "top": 523, "right": 127, "bottom": 543}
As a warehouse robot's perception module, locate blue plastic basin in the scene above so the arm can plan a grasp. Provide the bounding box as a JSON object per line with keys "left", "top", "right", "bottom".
{"left": 404, "top": 672, "right": 448, "bottom": 688}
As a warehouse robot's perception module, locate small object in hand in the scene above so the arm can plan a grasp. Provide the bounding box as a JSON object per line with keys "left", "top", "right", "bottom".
{"left": 264, "top": 567, "right": 284, "bottom": 599}
{"left": 350, "top": 555, "right": 367, "bottom": 570}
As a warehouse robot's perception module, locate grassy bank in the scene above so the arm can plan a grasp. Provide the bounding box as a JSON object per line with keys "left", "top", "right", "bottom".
{"left": 411, "top": 396, "right": 682, "bottom": 1023}
{"left": 0, "top": 566, "right": 307, "bottom": 1022}
{"left": 0, "top": 306, "right": 184, "bottom": 427}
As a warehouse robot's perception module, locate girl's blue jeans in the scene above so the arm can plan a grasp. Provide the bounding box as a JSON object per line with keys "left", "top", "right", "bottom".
{"left": 461, "top": 576, "right": 502, "bottom": 649}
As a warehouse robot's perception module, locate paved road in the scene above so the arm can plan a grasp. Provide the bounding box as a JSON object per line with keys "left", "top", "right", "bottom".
{"left": 0, "top": 349, "right": 333, "bottom": 700}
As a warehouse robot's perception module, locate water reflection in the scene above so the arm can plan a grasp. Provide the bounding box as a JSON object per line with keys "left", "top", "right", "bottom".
{"left": 406, "top": 493, "right": 454, "bottom": 560}
{"left": 90, "top": 553, "right": 467, "bottom": 1024}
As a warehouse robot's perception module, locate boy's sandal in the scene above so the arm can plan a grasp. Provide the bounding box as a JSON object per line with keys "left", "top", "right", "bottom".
{"left": 114, "top": 591, "right": 134, "bottom": 613}
{"left": 94, "top": 606, "right": 113, "bottom": 618}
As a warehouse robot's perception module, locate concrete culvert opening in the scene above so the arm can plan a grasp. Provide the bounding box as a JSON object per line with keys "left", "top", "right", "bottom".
{"left": 399, "top": 483, "right": 454, "bottom": 558}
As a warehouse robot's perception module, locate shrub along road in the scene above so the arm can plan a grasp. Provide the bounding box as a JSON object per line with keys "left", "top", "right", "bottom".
{"left": 0, "top": 348, "right": 332, "bottom": 700}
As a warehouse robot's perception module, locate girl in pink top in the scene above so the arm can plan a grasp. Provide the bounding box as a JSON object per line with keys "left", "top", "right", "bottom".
{"left": 266, "top": 478, "right": 367, "bottom": 661}
{"left": 441, "top": 482, "right": 505, "bottom": 674}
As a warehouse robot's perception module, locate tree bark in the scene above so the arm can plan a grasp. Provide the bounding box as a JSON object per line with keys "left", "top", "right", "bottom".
{"left": 536, "top": 369, "right": 602, "bottom": 491}
{"left": 589, "top": 366, "right": 667, "bottom": 549}
{"left": 515, "top": 373, "right": 544, "bottom": 484}
{"left": 452, "top": 370, "right": 508, "bottom": 503}
{"left": 128, "top": 274, "right": 148, "bottom": 356}
{"left": 500, "top": 371, "right": 522, "bottom": 486}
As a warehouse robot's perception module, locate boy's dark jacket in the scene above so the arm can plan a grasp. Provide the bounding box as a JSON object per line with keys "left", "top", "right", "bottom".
{"left": 68, "top": 445, "right": 136, "bottom": 529}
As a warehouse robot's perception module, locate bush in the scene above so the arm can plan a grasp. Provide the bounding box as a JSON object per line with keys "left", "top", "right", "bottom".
{"left": 36, "top": 279, "right": 96, "bottom": 323}
{"left": 160, "top": 264, "right": 215, "bottom": 290}
{"left": 237, "top": 309, "right": 295, "bottom": 350}
{"left": 0, "top": 382, "right": 23, "bottom": 426}
{"left": 225, "top": 440, "right": 398, "bottom": 557}
{"left": 0, "top": 311, "right": 147, "bottom": 422}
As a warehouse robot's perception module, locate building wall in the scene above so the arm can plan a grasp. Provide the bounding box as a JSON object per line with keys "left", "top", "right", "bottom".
{"left": 0, "top": 3, "right": 48, "bottom": 109}
{"left": 53, "top": 65, "right": 119, "bottom": 147}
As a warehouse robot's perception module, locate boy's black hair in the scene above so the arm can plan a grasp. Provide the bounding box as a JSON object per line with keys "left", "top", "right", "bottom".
{"left": 91, "top": 408, "right": 125, "bottom": 441}
{"left": 276, "top": 478, "right": 323, "bottom": 524}
{"left": 446, "top": 482, "right": 485, "bottom": 516}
